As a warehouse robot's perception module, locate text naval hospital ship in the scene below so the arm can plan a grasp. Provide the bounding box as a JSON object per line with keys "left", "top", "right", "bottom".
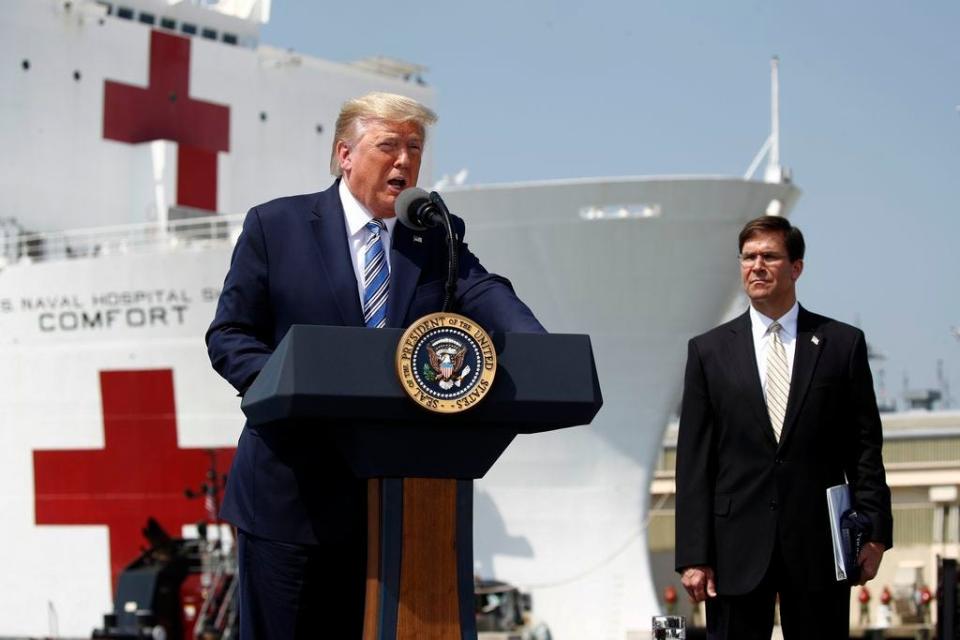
{"left": 0, "top": 1, "right": 800, "bottom": 638}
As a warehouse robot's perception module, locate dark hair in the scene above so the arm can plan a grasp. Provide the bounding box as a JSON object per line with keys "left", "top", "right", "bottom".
{"left": 738, "top": 216, "right": 805, "bottom": 261}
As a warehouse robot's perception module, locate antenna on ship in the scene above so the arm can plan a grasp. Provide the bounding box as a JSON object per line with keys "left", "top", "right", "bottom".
{"left": 765, "top": 56, "right": 783, "bottom": 182}
{"left": 744, "top": 56, "right": 793, "bottom": 189}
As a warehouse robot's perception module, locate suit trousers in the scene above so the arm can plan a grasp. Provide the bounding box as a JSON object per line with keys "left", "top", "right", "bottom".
{"left": 237, "top": 528, "right": 366, "bottom": 639}
{"left": 706, "top": 538, "right": 850, "bottom": 640}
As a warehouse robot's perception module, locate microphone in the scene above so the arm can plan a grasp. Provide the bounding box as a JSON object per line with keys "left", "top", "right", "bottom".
{"left": 394, "top": 187, "right": 444, "bottom": 230}
{"left": 393, "top": 187, "right": 459, "bottom": 313}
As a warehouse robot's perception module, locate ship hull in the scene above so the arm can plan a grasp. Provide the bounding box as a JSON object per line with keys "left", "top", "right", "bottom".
{"left": 0, "top": 177, "right": 798, "bottom": 638}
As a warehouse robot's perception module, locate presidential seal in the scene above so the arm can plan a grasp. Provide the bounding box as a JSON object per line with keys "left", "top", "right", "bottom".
{"left": 396, "top": 312, "right": 497, "bottom": 413}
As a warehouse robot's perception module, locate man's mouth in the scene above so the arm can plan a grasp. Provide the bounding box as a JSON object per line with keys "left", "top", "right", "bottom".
{"left": 387, "top": 177, "right": 407, "bottom": 191}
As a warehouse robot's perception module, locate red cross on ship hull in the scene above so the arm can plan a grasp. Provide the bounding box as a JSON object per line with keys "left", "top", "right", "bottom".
{"left": 33, "top": 369, "right": 236, "bottom": 592}
{"left": 103, "top": 30, "right": 230, "bottom": 212}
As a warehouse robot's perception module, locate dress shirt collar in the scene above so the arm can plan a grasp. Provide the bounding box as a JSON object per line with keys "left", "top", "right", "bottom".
{"left": 750, "top": 300, "right": 799, "bottom": 341}
{"left": 338, "top": 178, "right": 397, "bottom": 239}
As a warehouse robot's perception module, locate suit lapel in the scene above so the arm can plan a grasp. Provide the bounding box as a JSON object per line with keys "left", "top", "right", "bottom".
{"left": 386, "top": 223, "right": 425, "bottom": 328}
{"left": 729, "top": 311, "right": 777, "bottom": 446}
{"left": 778, "top": 306, "right": 823, "bottom": 448}
{"left": 309, "top": 185, "right": 364, "bottom": 326}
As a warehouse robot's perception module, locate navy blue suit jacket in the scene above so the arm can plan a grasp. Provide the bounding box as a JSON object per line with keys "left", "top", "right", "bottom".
{"left": 207, "top": 180, "right": 544, "bottom": 544}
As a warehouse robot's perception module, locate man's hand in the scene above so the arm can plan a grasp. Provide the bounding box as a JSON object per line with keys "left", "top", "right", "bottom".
{"left": 681, "top": 565, "right": 717, "bottom": 602}
{"left": 857, "top": 541, "right": 886, "bottom": 585}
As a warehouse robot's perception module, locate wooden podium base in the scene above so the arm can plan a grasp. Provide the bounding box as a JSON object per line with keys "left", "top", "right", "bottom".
{"left": 363, "top": 478, "right": 476, "bottom": 640}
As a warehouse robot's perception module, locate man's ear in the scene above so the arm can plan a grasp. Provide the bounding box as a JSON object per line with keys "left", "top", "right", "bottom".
{"left": 792, "top": 258, "right": 804, "bottom": 281}
{"left": 336, "top": 140, "right": 352, "bottom": 173}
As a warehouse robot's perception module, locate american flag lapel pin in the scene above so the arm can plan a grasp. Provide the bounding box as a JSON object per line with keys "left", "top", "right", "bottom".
{"left": 811, "top": 336, "right": 820, "bottom": 346}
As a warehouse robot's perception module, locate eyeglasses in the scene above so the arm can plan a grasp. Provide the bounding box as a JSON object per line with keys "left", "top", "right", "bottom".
{"left": 739, "top": 252, "right": 786, "bottom": 266}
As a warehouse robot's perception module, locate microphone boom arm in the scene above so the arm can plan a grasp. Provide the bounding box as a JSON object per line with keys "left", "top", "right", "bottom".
{"left": 429, "top": 191, "right": 459, "bottom": 313}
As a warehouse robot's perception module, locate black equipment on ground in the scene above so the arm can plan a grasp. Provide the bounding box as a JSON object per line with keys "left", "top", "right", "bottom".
{"left": 92, "top": 519, "right": 199, "bottom": 639}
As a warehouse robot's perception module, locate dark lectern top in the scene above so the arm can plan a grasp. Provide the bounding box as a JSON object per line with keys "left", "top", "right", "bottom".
{"left": 239, "top": 325, "right": 602, "bottom": 478}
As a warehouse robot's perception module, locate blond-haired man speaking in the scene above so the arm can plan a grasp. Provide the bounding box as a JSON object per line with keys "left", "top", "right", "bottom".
{"left": 207, "top": 93, "right": 544, "bottom": 639}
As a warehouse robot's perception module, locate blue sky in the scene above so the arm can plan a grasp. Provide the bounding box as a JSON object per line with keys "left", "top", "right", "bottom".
{"left": 263, "top": 2, "right": 960, "bottom": 406}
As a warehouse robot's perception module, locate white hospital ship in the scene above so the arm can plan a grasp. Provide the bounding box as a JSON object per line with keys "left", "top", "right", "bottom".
{"left": 0, "top": 1, "right": 800, "bottom": 637}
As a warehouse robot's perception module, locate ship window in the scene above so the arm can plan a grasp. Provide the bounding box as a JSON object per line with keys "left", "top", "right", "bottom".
{"left": 116, "top": 6, "right": 133, "bottom": 19}
{"left": 138, "top": 12, "right": 155, "bottom": 25}
{"left": 579, "top": 203, "right": 662, "bottom": 221}
{"left": 222, "top": 32, "right": 238, "bottom": 45}
{"left": 201, "top": 28, "right": 218, "bottom": 40}
{"left": 96, "top": 1, "right": 113, "bottom": 15}
{"left": 181, "top": 22, "right": 197, "bottom": 35}
{"left": 160, "top": 17, "right": 176, "bottom": 30}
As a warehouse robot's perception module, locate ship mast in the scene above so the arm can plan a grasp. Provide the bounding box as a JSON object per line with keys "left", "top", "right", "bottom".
{"left": 766, "top": 56, "right": 781, "bottom": 179}
{"left": 763, "top": 56, "right": 792, "bottom": 185}
{"left": 744, "top": 56, "right": 792, "bottom": 188}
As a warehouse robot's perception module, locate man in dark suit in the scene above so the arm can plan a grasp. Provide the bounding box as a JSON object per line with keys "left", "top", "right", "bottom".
{"left": 674, "top": 215, "right": 892, "bottom": 639}
{"left": 206, "top": 92, "right": 544, "bottom": 639}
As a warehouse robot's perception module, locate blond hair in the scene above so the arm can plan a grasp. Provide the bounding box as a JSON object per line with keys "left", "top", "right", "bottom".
{"left": 330, "top": 92, "right": 438, "bottom": 176}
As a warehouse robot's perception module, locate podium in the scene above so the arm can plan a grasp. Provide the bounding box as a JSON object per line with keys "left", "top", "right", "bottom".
{"left": 242, "top": 325, "right": 602, "bottom": 640}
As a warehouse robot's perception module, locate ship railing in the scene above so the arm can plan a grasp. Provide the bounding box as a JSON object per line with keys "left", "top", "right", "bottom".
{"left": 0, "top": 212, "right": 247, "bottom": 267}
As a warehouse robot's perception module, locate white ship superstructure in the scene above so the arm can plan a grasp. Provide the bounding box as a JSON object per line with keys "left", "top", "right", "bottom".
{"left": 0, "top": 2, "right": 800, "bottom": 638}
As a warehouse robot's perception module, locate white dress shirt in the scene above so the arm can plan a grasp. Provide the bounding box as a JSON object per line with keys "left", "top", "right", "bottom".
{"left": 339, "top": 179, "right": 397, "bottom": 306}
{"left": 750, "top": 301, "right": 799, "bottom": 390}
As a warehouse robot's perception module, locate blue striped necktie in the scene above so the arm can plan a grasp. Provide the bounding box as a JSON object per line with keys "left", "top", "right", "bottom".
{"left": 362, "top": 219, "right": 389, "bottom": 328}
